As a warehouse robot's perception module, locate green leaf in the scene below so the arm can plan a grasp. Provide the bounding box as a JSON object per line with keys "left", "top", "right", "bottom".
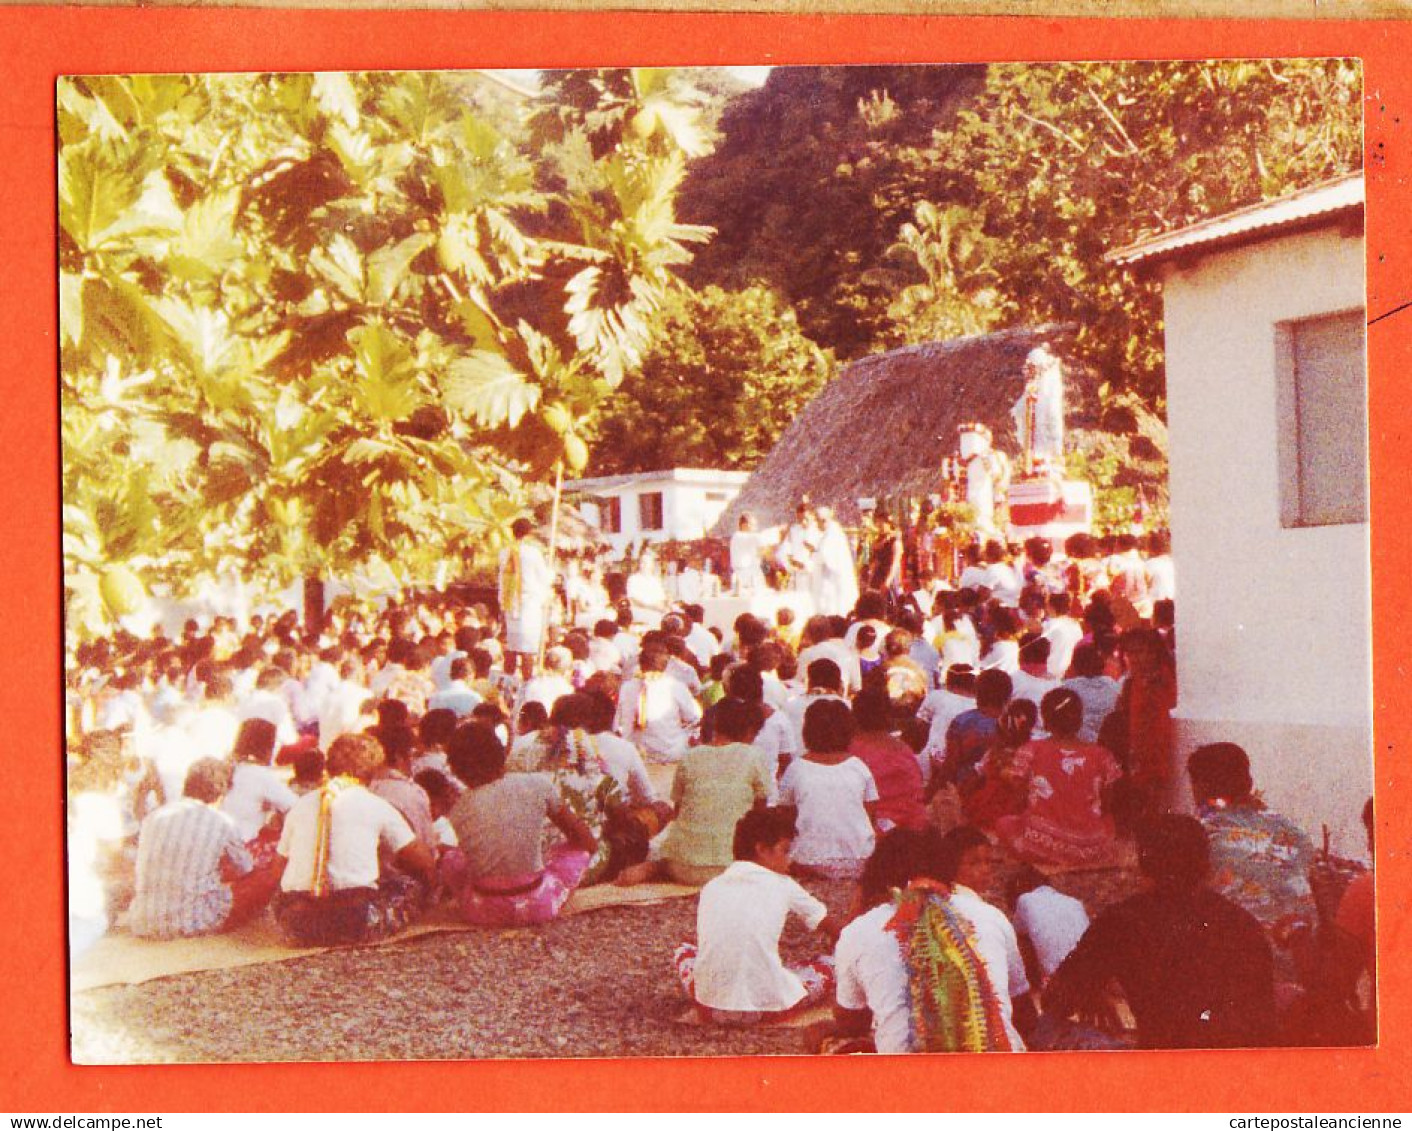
{"left": 367, "top": 232, "right": 434, "bottom": 307}
{"left": 309, "top": 233, "right": 366, "bottom": 303}
{"left": 313, "top": 73, "right": 360, "bottom": 129}
{"left": 59, "top": 272, "right": 84, "bottom": 350}
{"left": 443, "top": 351, "right": 541, "bottom": 428}
{"left": 349, "top": 322, "right": 420, "bottom": 422}
{"left": 58, "top": 146, "right": 144, "bottom": 253}
{"left": 170, "top": 189, "right": 245, "bottom": 282}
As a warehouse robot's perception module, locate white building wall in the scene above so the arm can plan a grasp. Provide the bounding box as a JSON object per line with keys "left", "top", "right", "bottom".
{"left": 1160, "top": 226, "right": 1371, "bottom": 853}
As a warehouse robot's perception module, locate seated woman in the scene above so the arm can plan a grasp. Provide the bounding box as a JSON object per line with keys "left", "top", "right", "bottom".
{"left": 995, "top": 688, "right": 1121, "bottom": 869}
{"left": 128, "top": 758, "right": 282, "bottom": 939}
{"left": 1187, "top": 742, "right": 1317, "bottom": 992}
{"left": 964, "top": 699, "right": 1039, "bottom": 831}
{"left": 618, "top": 696, "right": 775, "bottom": 887}
{"left": 847, "top": 688, "right": 927, "bottom": 833}
{"left": 441, "top": 722, "right": 598, "bottom": 926}
{"left": 272, "top": 734, "right": 434, "bottom": 946}
{"left": 675, "top": 806, "right": 841, "bottom": 1024}
{"left": 779, "top": 699, "right": 880, "bottom": 881}
{"left": 538, "top": 693, "right": 624, "bottom": 886}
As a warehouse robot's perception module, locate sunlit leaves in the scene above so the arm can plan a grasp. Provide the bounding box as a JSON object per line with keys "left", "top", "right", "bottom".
{"left": 444, "top": 351, "right": 542, "bottom": 428}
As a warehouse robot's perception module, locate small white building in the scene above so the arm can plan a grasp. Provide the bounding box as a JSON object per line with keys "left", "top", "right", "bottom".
{"left": 564, "top": 468, "right": 750, "bottom": 556}
{"left": 1111, "top": 173, "right": 1371, "bottom": 854}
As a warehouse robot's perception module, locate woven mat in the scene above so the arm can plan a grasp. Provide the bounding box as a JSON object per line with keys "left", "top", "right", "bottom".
{"left": 672, "top": 1002, "right": 832, "bottom": 1029}
{"left": 72, "top": 881, "right": 698, "bottom": 992}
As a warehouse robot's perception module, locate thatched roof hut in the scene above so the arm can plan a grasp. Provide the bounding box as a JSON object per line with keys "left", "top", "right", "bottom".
{"left": 715, "top": 324, "right": 1085, "bottom": 531}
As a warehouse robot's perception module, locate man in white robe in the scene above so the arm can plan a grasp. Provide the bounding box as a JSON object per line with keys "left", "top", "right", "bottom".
{"left": 499, "top": 517, "right": 553, "bottom": 679}
{"left": 810, "top": 507, "right": 859, "bottom": 618}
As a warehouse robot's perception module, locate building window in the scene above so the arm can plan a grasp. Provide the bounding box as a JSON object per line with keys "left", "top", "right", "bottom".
{"left": 638, "top": 491, "right": 664, "bottom": 532}
{"left": 602, "top": 497, "right": 622, "bottom": 534}
{"left": 1276, "top": 309, "right": 1368, "bottom": 528}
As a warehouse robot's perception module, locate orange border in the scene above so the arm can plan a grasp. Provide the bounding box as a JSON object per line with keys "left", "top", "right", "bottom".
{"left": 10, "top": 10, "right": 1408, "bottom": 1112}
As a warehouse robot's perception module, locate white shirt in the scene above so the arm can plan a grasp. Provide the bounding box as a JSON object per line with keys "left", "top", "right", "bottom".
{"left": 1146, "top": 555, "right": 1176, "bottom": 604}
{"left": 1014, "top": 885, "right": 1091, "bottom": 980}
{"left": 237, "top": 690, "right": 298, "bottom": 747}
{"left": 1061, "top": 675, "right": 1122, "bottom": 744}
{"left": 1042, "top": 617, "right": 1084, "bottom": 680}
{"left": 797, "top": 639, "right": 862, "bottom": 695}
{"left": 318, "top": 679, "right": 371, "bottom": 751}
{"left": 222, "top": 762, "right": 297, "bottom": 841}
{"left": 834, "top": 903, "right": 914, "bottom": 1054}
{"left": 693, "top": 861, "right": 828, "bottom": 1012}
{"left": 1010, "top": 669, "right": 1059, "bottom": 713}
{"left": 835, "top": 889, "right": 1029, "bottom": 1053}
{"left": 592, "top": 730, "right": 658, "bottom": 805}
{"left": 278, "top": 784, "right": 415, "bottom": 892}
{"left": 949, "top": 885, "right": 1030, "bottom": 1050}
{"left": 614, "top": 673, "right": 702, "bottom": 762}
{"left": 684, "top": 623, "right": 718, "bottom": 669}
{"left": 500, "top": 542, "right": 552, "bottom": 616}
{"left": 783, "top": 692, "right": 850, "bottom": 765}
{"left": 778, "top": 757, "right": 878, "bottom": 867}
{"left": 520, "top": 673, "right": 574, "bottom": 714}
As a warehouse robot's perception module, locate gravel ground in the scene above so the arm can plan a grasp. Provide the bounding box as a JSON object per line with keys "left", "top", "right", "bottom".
{"left": 71, "top": 868, "right": 1143, "bottom": 1065}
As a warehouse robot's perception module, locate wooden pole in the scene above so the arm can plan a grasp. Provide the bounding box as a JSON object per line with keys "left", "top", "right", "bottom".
{"left": 537, "top": 459, "right": 565, "bottom": 675}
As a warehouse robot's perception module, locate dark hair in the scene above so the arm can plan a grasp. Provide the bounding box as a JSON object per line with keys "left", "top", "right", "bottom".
{"left": 414, "top": 769, "right": 459, "bottom": 809}
{"left": 1039, "top": 687, "right": 1084, "bottom": 739}
{"left": 1018, "top": 634, "right": 1051, "bottom": 667}
{"left": 638, "top": 644, "right": 669, "bottom": 674}
{"left": 975, "top": 669, "right": 1013, "bottom": 711}
{"left": 714, "top": 697, "right": 766, "bottom": 743}
{"left": 1069, "top": 643, "right": 1104, "bottom": 679}
{"left": 517, "top": 700, "right": 549, "bottom": 732}
{"left": 851, "top": 687, "right": 893, "bottom": 734}
{"left": 725, "top": 664, "right": 765, "bottom": 704}
{"left": 932, "top": 825, "right": 991, "bottom": 883}
{"left": 997, "top": 698, "right": 1039, "bottom": 746}
{"left": 376, "top": 698, "right": 411, "bottom": 730}
{"left": 855, "top": 591, "right": 887, "bottom": 621}
{"left": 420, "top": 708, "right": 458, "bottom": 747}
{"left": 448, "top": 723, "right": 508, "bottom": 789}
{"left": 749, "top": 641, "right": 784, "bottom": 673}
{"left": 512, "top": 517, "right": 534, "bottom": 539}
{"left": 806, "top": 658, "right": 843, "bottom": 692}
{"left": 735, "top": 615, "right": 769, "bottom": 651}
{"left": 1137, "top": 814, "right": 1210, "bottom": 889}
{"left": 855, "top": 624, "right": 878, "bottom": 651}
{"left": 1187, "top": 742, "right": 1254, "bottom": 803}
{"left": 1006, "top": 863, "right": 1048, "bottom": 905}
{"left": 859, "top": 828, "right": 937, "bottom": 909}
{"left": 945, "top": 663, "right": 977, "bottom": 695}
{"left": 732, "top": 805, "right": 798, "bottom": 862}
{"left": 232, "top": 718, "right": 278, "bottom": 765}
{"left": 883, "top": 629, "right": 912, "bottom": 660}
{"left": 803, "top": 697, "right": 855, "bottom": 754}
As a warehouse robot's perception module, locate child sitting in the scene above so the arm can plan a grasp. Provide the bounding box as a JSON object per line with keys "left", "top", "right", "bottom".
{"left": 674, "top": 806, "right": 841, "bottom": 1023}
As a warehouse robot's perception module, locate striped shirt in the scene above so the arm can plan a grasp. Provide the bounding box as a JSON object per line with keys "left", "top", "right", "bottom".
{"left": 128, "top": 800, "right": 251, "bottom": 939}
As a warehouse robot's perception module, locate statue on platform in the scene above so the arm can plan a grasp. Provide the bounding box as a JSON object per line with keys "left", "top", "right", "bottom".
{"left": 1011, "top": 344, "right": 1065, "bottom": 474}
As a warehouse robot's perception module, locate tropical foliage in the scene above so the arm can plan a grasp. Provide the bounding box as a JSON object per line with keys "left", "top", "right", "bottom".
{"left": 588, "top": 284, "right": 833, "bottom": 475}
{"left": 60, "top": 69, "right": 711, "bottom": 634}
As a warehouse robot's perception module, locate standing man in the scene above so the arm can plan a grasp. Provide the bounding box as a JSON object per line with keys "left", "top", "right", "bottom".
{"left": 811, "top": 507, "right": 860, "bottom": 618}
{"left": 499, "top": 517, "right": 553, "bottom": 681}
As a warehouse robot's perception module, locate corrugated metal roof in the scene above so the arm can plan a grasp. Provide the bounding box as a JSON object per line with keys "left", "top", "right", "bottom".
{"left": 1107, "top": 172, "right": 1364, "bottom": 269}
